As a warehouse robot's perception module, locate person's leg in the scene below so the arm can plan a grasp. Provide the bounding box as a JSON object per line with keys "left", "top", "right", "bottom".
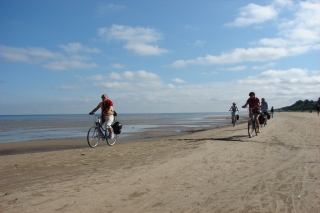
{"left": 255, "top": 114, "right": 261, "bottom": 132}
{"left": 264, "top": 112, "right": 268, "bottom": 124}
{"left": 231, "top": 112, "right": 235, "bottom": 124}
{"left": 105, "top": 115, "right": 114, "bottom": 138}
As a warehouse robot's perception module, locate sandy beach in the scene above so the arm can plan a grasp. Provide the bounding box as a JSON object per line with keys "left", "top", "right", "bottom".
{"left": 0, "top": 112, "right": 319, "bottom": 213}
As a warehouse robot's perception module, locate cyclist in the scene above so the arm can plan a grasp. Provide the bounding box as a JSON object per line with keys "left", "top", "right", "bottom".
{"left": 317, "top": 97, "right": 320, "bottom": 116}
{"left": 242, "top": 92, "right": 262, "bottom": 133}
{"left": 89, "top": 94, "right": 115, "bottom": 139}
{"left": 261, "top": 98, "right": 268, "bottom": 125}
{"left": 229, "top": 102, "right": 239, "bottom": 126}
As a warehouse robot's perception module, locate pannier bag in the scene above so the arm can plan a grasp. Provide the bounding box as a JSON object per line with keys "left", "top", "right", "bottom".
{"left": 259, "top": 114, "right": 265, "bottom": 124}
{"left": 112, "top": 121, "right": 122, "bottom": 134}
{"left": 267, "top": 113, "right": 270, "bottom": 119}
{"left": 236, "top": 115, "right": 239, "bottom": 120}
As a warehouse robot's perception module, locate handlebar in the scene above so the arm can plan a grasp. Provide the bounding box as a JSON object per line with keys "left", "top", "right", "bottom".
{"left": 242, "top": 105, "right": 259, "bottom": 109}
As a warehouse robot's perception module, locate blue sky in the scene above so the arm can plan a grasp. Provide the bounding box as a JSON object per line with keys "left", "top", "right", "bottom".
{"left": 0, "top": 0, "right": 319, "bottom": 115}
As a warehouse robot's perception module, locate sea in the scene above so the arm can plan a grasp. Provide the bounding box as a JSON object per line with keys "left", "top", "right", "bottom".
{"left": 0, "top": 112, "right": 242, "bottom": 143}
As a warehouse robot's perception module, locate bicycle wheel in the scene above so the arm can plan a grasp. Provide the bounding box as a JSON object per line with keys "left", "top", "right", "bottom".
{"left": 106, "top": 134, "right": 117, "bottom": 146}
{"left": 248, "top": 120, "right": 252, "bottom": 138}
{"left": 232, "top": 117, "right": 236, "bottom": 127}
{"left": 87, "top": 126, "right": 99, "bottom": 148}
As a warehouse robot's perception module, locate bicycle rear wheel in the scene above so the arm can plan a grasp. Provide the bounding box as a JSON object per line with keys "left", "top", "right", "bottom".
{"left": 106, "top": 134, "right": 117, "bottom": 146}
{"left": 87, "top": 126, "right": 99, "bottom": 148}
{"left": 232, "top": 117, "right": 236, "bottom": 127}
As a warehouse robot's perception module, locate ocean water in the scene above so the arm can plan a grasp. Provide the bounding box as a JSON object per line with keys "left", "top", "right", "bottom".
{"left": 0, "top": 112, "right": 237, "bottom": 143}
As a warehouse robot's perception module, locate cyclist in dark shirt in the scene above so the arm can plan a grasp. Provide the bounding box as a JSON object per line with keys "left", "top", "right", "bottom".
{"left": 242, "top": 92, "right": 262, "bottom": 133}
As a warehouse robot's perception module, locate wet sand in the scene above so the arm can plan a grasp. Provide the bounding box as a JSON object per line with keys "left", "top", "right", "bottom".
{"left": 0, "top": 112, "right": 319, "bottom": 213}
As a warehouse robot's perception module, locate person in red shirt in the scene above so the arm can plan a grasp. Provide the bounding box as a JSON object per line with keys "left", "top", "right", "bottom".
{"left": 242, "top": 92, "right": 262, "bottom": 133}
{"left": 89, "top": 94, "right": 115, "bottom": 139}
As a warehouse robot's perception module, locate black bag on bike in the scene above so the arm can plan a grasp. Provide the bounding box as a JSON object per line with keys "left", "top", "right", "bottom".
{"left": 236, "top": 115, "right": 239, "bottom": 120}
{"left": 259, "top": 114, "right": 265, "bottom": 124}
{"left": 267, "top": 113, "right": 270, "bottom": 119}
{"left": 112, "top": 121, "right": 122, "bottom": 134}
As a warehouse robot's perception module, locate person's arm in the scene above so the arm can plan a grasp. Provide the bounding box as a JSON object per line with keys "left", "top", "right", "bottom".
{"left": 89, "top": 102, "right": 102, "bottom": 114}
{"left": 242, "top": 102, "right": 248, "bottom": 108}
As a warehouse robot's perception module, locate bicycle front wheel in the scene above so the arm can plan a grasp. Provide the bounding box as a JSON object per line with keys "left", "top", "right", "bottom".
{"left": 248, "top": 121, "right": 252, "bottom": 138}
{"left": 106, "top": 134, "right": 117, "bottom": 146}
{"left": 87, "top": 126, "right": 99, "bottom": 148}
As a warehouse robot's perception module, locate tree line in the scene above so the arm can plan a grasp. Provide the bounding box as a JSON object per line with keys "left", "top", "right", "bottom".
{"left": 279, "top": 99, "right": 319, "bottom": 111}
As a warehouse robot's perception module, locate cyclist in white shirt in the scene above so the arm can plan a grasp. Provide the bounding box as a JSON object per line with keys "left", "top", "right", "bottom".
{"left": 229, "top": 102, "right": 239, "bottom": 125}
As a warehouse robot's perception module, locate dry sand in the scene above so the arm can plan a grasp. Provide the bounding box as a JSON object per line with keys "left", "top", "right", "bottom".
{"left": 0, "top": 112, "right": 319, "bottom": 213}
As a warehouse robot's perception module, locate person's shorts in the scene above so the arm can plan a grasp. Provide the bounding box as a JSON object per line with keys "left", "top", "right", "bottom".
{"left": 254, "top": 110, "right": 261, "bottom": 115}
{"left": 102, "top": 115, "right": 114, "bottom": 127}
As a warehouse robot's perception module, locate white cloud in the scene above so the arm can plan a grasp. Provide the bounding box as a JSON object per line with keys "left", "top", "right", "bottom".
{"left": 86, "top": 70, "right": 161, "bottom": 82}
{"left": 238, "top": 68, "right": 320, "bottom": 86}
{"left": 0, "top": 44, "right": 100, "bottom": 71}
{"left": 0, "top": 45, "right": 62, "bottom": 64}
{"left": 171, "top": 0, "right": 320, "bottom": 68}
{"left": 252, "top": 62, "right": 276, "bottom": 70}
{"left": 95, "top": 3, "right": 125, "bottom": 18}
{"left": 171, "top": 47, "right": 289, "bottom": 67}
{"left": 189, "top": 40, "right": 206, "bottom": 47}
{"left": 172, "top": 78, "right": 186, "bottom": 83}
{"left": 54, "top": 85, "right": 83, "bottom": 90}
{"left": 112, "top": 63, "right": 124, "bottom": 69}
{"left": 201, "top": 71, "right": 218, "bottom": 75}
{"left": 112, "top": 67, "right": 318, "bottom": 112}
{"left": 59, "top": 43, "right": 101, "bottom": 53}
{"left": 259, "top": 1, "right": 320, "bottom": 48}
{"left": 225, "top": 66, "right": 247, "bottom": 71}
{"left": 85, "top": 74, "right": 106, "bottom": 81}
{"left": 98, "top": 25, "right": 169, "bottom": 56}
{"left": 43, "top": 60, "right": 98, "bottom": 71}
{"left": 56, "top": 68, "right": 320, "bottom": 113}
{"left": 225, "top": 3, "right": 278, "bottom": 27}
{"left": 124, "top": 42, "right": 168, "bottom": 55}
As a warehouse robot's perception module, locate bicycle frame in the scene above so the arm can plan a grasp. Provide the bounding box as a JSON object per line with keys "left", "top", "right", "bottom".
{"left": 248, "top": 107, "right": 258, "bottom": 138}
{"left": 230, "top": 111, "right": 237, "bottom": 127}
{"left": 94, "top": 115, "right": 108, "bottom": 139}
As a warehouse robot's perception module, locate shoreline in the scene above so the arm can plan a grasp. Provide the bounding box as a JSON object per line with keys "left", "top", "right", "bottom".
{"left": 0, "top": 115, "right": 247, "bottom": 156}
{"left": 0, "top": 113, "right": 245, "bottom": 144}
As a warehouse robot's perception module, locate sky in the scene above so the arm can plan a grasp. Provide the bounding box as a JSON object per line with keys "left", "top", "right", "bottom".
{"left": 0, "top": 0, "right": 319, "bottom": 115}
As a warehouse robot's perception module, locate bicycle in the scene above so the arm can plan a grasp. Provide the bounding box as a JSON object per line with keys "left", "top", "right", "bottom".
{"left": 87, "top": 114, "right": 117, "bottom": 147}
{"left": 230, "top": 111, "right": 237, "bottom": 127}
{"left": 247, "top": 107, "right": 259, "bottom": 138}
